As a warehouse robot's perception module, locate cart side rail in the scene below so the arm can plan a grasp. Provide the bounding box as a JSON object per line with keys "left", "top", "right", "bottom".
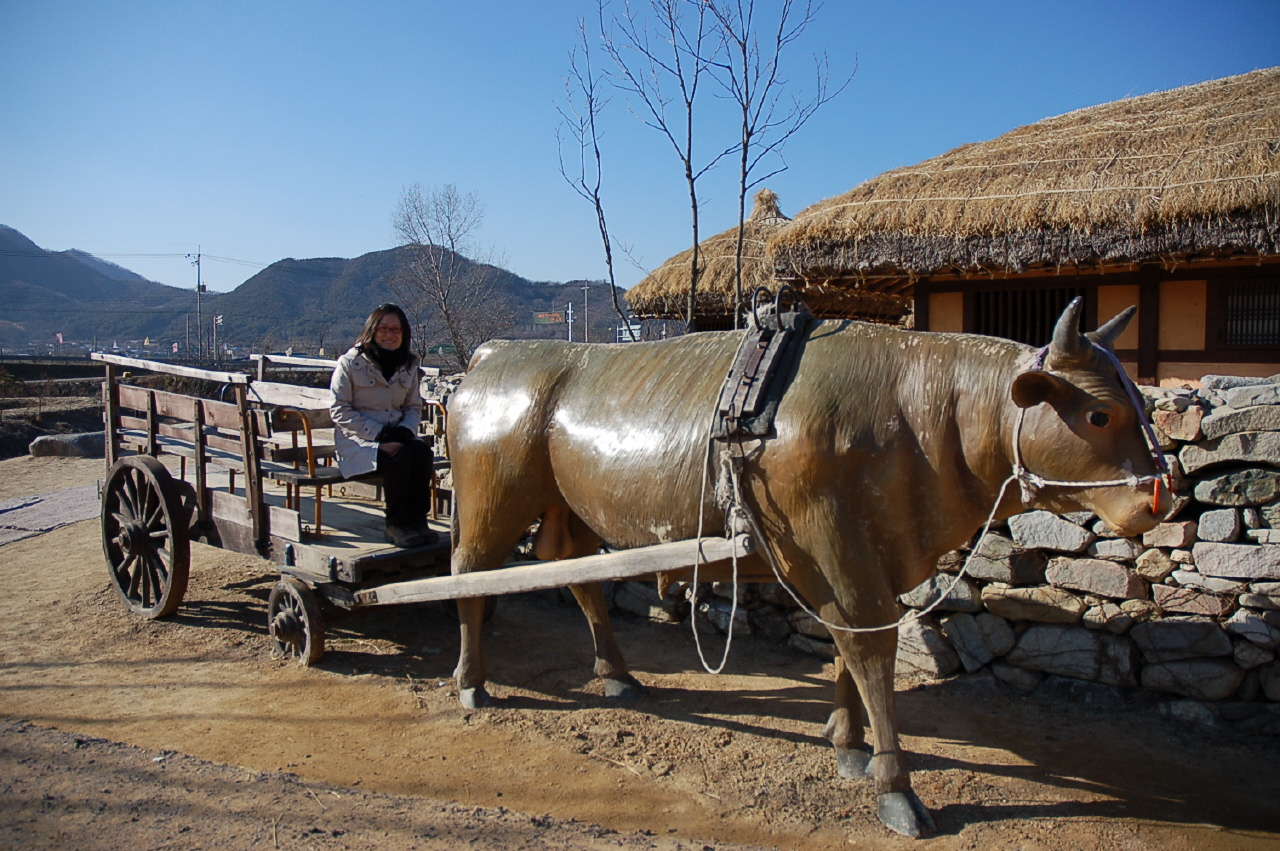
{"left": 91, "top": 352, "right": 251, "bottom": 384}
{"left": 247, "top": 381, "right": 334, "bottom": 409}
{"left": 250, "top": 352, "right": 441, "bottom": 381}
{"left": 98, "top": 353, "right": 275, "bottom": 549}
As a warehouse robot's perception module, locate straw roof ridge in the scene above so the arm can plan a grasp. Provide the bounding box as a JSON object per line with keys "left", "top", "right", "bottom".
{"left": 769, "top": 67, "right": 1280, "bottom": 277}
{"left": 776, "top": 209, "right": 1276, "bottom": 280}
{"left": 627, "top": 188, "right": 792, "bottom": 318}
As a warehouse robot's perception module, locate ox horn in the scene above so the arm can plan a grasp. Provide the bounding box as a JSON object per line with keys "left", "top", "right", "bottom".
{"left": 1048, "top": 297, "right": 1089, "bottom": 364}
{"left": 1087, "top": 306, "right": 1137, "bottom": 352}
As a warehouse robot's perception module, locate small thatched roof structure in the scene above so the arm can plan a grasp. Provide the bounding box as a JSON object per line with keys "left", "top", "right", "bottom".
{"left": 770, "top": 67, "right": 1280, "bottom": 288}
{"left": 626, "top": 189, "right": 790, "bottom": 323}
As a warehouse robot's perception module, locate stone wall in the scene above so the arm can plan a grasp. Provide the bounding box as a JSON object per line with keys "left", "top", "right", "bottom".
{"left": 610, "top": 375, "right": 1280, "bottom": 736}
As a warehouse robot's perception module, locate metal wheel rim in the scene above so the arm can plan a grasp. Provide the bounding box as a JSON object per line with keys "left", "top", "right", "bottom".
{"left": 101, "top": 456, "right": 190, "bottom": 619}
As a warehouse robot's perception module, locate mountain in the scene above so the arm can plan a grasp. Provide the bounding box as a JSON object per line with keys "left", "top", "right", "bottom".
{"left": 0, "top": 225, "right": 192, "bottom": 346}
{"left": 60, "top": 249, "right": 150, "bottom": 282}
{"left": 0, "top": 225, "right": 626, "bottom": 352}
{"left": 191, "top": 246, "right": 624, "bottom": 354}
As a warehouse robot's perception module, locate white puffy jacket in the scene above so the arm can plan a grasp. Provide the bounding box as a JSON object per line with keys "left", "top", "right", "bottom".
{"left": 329, "top": 346, "right": 423, "bottom": 477}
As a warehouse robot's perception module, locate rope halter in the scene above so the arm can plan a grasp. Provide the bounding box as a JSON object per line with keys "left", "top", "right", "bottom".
{"left": 1012, "top": 342, "right": 1172, "bottom": 514}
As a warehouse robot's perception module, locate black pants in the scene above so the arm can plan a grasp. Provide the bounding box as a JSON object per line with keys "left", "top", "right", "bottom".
{"left": 376, "top": 438, "right": 433, "bottom": 527}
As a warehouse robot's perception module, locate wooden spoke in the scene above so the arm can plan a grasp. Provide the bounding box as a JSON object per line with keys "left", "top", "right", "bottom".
{"left": 122, "top": 552, "right": 140, "bottom": 596}
{"left": 100, "top": 457, "right": 190, "bottom": 619}
{"left": 267, "top": 578, "right": 324, "bottom": 665}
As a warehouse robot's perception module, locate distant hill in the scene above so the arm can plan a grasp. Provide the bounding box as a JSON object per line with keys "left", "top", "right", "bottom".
{"left": 0, "top": 225, "right": 193, "bottom": 346}
{"left": 0, "top": 225, "right": 627, "bottom": 352}
{"left": 60, "top": 249, "right": 150, "bottom": 282}
{"left": 188, "top": 246, "right": 626, "bottom": 354}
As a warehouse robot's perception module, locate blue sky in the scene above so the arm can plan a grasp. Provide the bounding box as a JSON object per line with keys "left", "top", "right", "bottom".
{"left": 3, "top": 1, "right": 1278, "bottom": 293}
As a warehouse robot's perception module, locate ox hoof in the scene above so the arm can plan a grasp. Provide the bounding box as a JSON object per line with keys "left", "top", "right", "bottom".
{"left": 834, "top": 745, "right": 872, "bottom": 780}
{"left": 459, "top": 686, "right": 494, "bottom": 709}
{"left": 877, "top": 790, "right": 935, "bottom": 838}
{"left": 603, "top": 674, "right": 649, "bottom": 700}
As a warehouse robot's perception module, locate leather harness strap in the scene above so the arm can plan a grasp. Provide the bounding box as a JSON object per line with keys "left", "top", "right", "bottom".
{"left": 713, "top": 286, "right": 813, "bottom": 440}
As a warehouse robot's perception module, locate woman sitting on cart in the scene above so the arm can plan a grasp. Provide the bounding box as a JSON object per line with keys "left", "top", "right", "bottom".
{"left": 330, "top": 303, "right": 438, "bottom": 548}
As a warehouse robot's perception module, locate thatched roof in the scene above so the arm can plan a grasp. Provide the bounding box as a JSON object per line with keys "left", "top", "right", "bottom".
{"left": 626, "top": 189, "right": 790, "bottom": 321}
{"left": 770, "top": 67, "right": 1280, "bottom": 284}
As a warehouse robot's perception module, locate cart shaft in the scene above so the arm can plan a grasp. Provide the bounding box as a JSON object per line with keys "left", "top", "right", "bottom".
{"left": 354, "top": 534, "right": 754, "bottom": 606}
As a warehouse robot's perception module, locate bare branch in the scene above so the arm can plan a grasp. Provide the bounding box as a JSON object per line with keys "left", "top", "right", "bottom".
{"left": 598, "top": 0, "right": 728, "bottom": 332}
{"left": 391, "top": 183, "right": 515, "bottom": 370}
{"left": 557, "top": 18, "right": 637, "bottom": 341}
{"left": 704, "top": 0, "right": 852, "bottom": 325}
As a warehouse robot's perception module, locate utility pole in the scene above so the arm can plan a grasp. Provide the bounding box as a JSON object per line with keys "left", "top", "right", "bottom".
{"left": 581, "top": 284, "right": 590, "bottom": 343}
{"left": 566, "top": 302, "right": 575, "bottom": 342}
{"left": 188, "top": 248, "right": 205, "bottom": 361}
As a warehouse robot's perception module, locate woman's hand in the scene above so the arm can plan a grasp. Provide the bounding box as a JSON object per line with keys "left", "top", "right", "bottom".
{"left": 378, "top": 425, "right": 418, "bottom": 445}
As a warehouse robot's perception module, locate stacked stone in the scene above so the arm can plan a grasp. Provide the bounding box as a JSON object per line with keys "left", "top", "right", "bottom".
{"left": 607, "top": 375, "right": 1280, "bottom": 735}
{"left": 887, "top": 374, "right": 1280, "bottom": 734}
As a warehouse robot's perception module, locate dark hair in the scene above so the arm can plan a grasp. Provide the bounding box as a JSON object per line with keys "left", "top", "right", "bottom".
{"left": 354, "top": 303, "right": 411, "bottom": 352}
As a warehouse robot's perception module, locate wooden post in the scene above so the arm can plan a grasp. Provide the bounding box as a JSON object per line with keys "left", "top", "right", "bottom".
{"left": 1137, "top": 266, "right": 1161, "bottom": 385}
{"left": 145, "top": 389, "right": 159, "bottom": 458}
{"left": 193, "top": 398, "right": 208, "bottom": 533}
{"left": 913, "top": 282, "right": 930, "bottom": 332}
{"left": 103, "top": 363, "right": 119, "bottom": 469}
{"left": 234, "top": 384, "right": 265, "bottom": 552}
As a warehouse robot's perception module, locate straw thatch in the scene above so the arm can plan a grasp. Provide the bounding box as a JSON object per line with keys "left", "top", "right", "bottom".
{"left": 626, "top": 189, "right": 790, "bottom": 321}
{"left": 770, "top": 67, "right": 1280, "bottom": 285}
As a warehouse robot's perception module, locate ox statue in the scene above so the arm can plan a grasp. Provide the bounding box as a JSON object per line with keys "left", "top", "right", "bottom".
{"left": 445, "top": 299, "right": 1166, "bottom": 837}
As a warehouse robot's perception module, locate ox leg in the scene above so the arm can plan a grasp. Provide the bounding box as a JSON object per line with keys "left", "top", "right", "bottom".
{"left": 823, "top": 655, "right": 872, "bottom": 779}
{"left": 567, "top": 583, "right": 648, "bottom": 700}
{"left": 831, "top": 629, "right": 935, "bottom": 838}
{"left": 546, "top": 509, "right": 646, "bottom": 700}
{"left": 455, "top": 595, "right": 492, "bottom": 709}
{"left": 453, "top": 505, "right": 539, "bottom": 710}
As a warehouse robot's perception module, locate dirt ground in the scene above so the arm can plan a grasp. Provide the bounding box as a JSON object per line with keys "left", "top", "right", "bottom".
{"left": 2, "top": 456, "right": 1280, "bottom": 851}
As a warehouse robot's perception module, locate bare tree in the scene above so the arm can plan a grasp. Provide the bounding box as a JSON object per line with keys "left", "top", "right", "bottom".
{"left": 391, "top": 183, "right": 515, "bottom": 371}
{"left": 706, "top": 0, "right": 851, "bottom": 326}
{"left": 558, "top": 17, "right": 637, "bottom": 341}
{"left": 601, "top": 0, "right": 734, "bottom": 333}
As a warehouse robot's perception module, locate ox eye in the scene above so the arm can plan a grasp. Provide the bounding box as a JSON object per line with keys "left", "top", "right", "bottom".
{"left": 1087, "top": 410, "right": 1112, "bottom": 428}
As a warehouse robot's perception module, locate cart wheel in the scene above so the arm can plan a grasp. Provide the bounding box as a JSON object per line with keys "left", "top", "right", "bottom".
{"left": 268, "top": 578, "right": 325, "bottom": 665}
{"left": 101, "top": 456, "right": 190, "bottom": 619}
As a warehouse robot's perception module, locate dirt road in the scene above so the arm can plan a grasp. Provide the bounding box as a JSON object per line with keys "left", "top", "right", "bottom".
{"left": 2, "top": 456, "right": 1279, "bottom": 851}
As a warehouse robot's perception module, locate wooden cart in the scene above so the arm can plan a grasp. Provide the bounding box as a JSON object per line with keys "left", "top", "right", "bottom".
{"left": 93, "top": 352, "right": 752, "bottom": 667}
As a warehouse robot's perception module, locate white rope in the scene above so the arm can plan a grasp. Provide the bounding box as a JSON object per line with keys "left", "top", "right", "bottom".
{"left": 1011, "top": 404, "right": 1161, "bottom": 502}
{"left": 1010, "top": 342, "right": 1167, "bottom": 503}
{"left": 739, "top": 468, "right": 1022, "bottom": 635}
{"left": 687, "top": 395, "right": 1020, "bottom": 641}
{"left": 683, "top": 337, "right": 1165, "bottom": 652}
{"left": 689, "top": 403, "right": 739, "bottom": 674}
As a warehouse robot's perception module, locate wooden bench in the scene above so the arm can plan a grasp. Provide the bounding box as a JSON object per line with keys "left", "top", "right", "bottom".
{"left": 247, "top": 381, "right": 443, "bottom": 538}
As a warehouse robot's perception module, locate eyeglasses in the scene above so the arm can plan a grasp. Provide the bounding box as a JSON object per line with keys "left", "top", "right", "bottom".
{"left": 375, "top": 323, "right": 403, "bottom": 334}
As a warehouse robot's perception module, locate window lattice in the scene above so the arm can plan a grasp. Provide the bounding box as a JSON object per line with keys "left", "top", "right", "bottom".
{"left": 973, "top": 288, "right": 1087, "bottom": 347}
{"left": 1224, "top": 282, "right": 1280, "bottom": 347}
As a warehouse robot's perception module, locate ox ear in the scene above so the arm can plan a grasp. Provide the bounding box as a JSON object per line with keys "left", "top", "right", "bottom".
{"left": 1086, "top": 306, "right": 1136, "bottom": 352}
{"left": 1011, "top": 370, "right": 1074, "bottom": 409}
